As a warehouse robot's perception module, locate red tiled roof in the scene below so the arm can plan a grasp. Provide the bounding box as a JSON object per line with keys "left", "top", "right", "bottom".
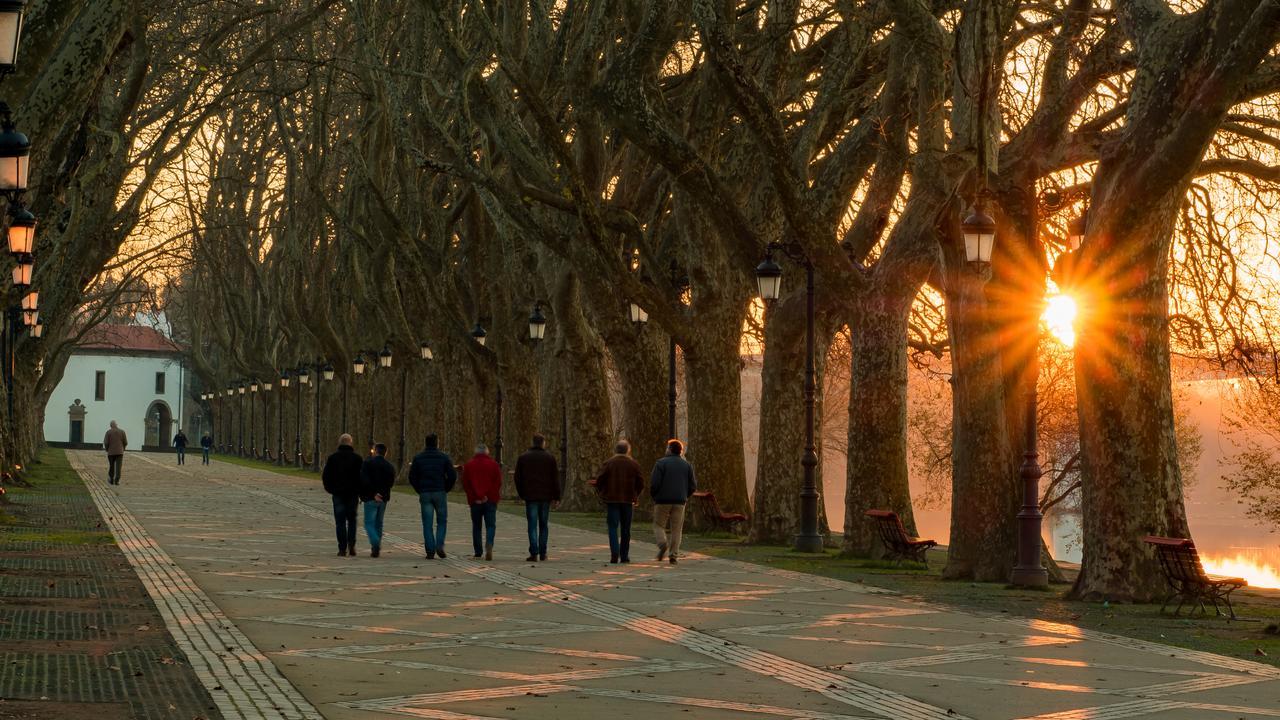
{"left": 76, "top": 325, "right": 182, "bottom": 354}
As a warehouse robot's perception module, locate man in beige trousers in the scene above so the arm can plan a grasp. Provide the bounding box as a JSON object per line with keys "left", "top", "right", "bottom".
{"left": 650, "top": 439, "right": 696, "bottom": 565}
{"left": 104, "top": 420, "right": 128, "bottom": 485}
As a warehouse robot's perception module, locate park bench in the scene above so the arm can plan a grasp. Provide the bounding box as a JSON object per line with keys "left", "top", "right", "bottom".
{"left": 864, "top": 509, "right": 936, "bottom": 564}
{"left": 1143, "top": 535, "right": 1247, "bottom": 620}
{"left": 691, "top": 491, "right": 748, "bottom": 532}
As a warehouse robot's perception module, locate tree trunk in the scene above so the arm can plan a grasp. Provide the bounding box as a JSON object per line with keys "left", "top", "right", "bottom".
{"left": 752, "top": 293, "right": 833, "bottom": 544}
{"left": 684, "top": 327, "right": 751, "bottom": 519}
{"left": 943, "top": 271, "right": 1018, "bottom": 581}
{"left": 843, "top": 298, "right": 916, "bottom": 556}
{"left": 1070, "top": 198, "right": 1188, "bottom": 602}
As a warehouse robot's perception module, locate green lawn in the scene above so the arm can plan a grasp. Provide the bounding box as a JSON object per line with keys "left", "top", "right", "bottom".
{"left": 0, "top": 449, "right": 115, "bottom": 546}
{"left": 202, "top": 459, "right": 1280, "bottom": 667}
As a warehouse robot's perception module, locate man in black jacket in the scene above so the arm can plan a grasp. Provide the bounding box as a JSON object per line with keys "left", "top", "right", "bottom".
{"left": 650, "top": 439, "right": 696, "bottom": 565}
{"left": 514, "top": 434, "right": 560, "bottom": 562}
{"left": 322, "top": 434, "right": 364, "bottom": 557}
{"left": 360, "top": 443, "right": 396, "bottom": 558}
{"left": 408, "top": 433, "right": 456, "bottom": 559}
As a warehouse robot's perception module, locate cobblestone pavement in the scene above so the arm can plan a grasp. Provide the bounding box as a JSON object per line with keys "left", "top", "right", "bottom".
{"left": 68, "top": 449, "right": 1280, "bottom": 719}
{"left": 0, "top": 453, "right": 223, "bottom": 719}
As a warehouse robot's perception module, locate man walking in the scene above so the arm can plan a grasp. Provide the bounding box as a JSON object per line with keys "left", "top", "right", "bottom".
{"left": 651, "top": 439, "right": 696, "bottom": 565}
{"left": 103, "top": 421, "right": 127, "bottom": 485}
{"left": 322, "top": 433, "right": 364, "bottom": 557}
{"left": 514, "top": 434, "right": 559, "bottom": 562}
{"left": 461, "top": 444, "right": 502, "bottom": 560}
{"left": 591, "top": 440, "right": 644, "bottom": 564}
{"left": 200, "top": 432, "right": 213, "bottom": 465}
{"left": 408, "top": 434, "right": 456, "bottom": 559}
{"left": 172, "top": 429, "right": 189, "bottom": 465}
{"left": 360, "top": 443, "right": 396, "bottom": 558}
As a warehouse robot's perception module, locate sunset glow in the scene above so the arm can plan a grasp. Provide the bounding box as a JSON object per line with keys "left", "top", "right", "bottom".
{"left": 1042, "top": 294, "right": 1079, "bottom": 347}
{"left": 1201, "top": 553, "right": 1280, "bottom": 590}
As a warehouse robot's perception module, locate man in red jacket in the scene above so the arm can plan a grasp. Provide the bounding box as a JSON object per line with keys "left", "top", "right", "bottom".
{"left": 461, "top": 444, "right": 503, "bottom": 561}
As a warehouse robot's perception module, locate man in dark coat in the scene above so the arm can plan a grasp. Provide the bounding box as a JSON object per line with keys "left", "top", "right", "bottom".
{"left": 360, "top": 443, "right": 396, "bottom": 558}
{"left": 172, "top": 429, "right": 189, "bottom": 465}
{"left": 200, "top": 432, "right": 213, "bottom": 465}
{"left": 590, "top": 440, "right": 645, "bottom": 564}
{"left": 322, "top": 433, "right": 364, "bottom": 557}
{"left": 408, "top": 433, "right": 456, "bottom": 559}
{"left": 514, "top": 434, "right": 560, "bottom": 562}
{"left": 650, "top": 438, "right": 697, "bottom": 564}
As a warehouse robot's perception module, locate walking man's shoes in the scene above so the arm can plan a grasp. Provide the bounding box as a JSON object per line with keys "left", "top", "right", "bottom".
{"left": 656, "top": 543, "right": 668, "bottom": 561}
{"left": 669, "top": 556, "right": 678, "bottom": 565}
{"left": 610, "top": 556, "right": 619, "bottom": 564}
{"left": 436, "top": 549, "right": 447, "bottom": 559}
{"left": 336, "top": 549, "right": 347, "bottom": 557}
{"left": 473, "top": 553, "right": 483, "bottom": 559}
{"left": 526, "top": 555, "right": 538, "bottom": 562}
{"left": 621, "top": 557, "right": 631, "bottom": 564}
{"left": 371, "top": 547, "right": 380, "bottom": 558}
{"left": 348, "top": 547, "right": 358, "bottom": 557}
{"left": 484, "top": 543, "right": 493, "bottom": 561}
{"left": 539, "top": 553, "right": 547, "bottom": 561}
{"left": 426, "top": 551, "right": 436, "bottom": 559}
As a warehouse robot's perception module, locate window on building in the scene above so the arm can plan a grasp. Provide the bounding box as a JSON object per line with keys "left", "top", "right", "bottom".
{"left": 94, "top": 371, "right": 105, "bottom": 401}
{"left": 155, "top": 372, "right": 166, "bottom": 394}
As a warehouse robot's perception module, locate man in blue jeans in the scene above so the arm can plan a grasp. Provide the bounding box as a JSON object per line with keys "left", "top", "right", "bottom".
{"left": 408, "top": 433, "right": 456, "bottom": 559}
{"left": 360, "top": 443, "right": 396, "bottom": 558}
{"left": 590, "top": 441, "right": 644, "bottom": 564}
{"left": 514, "top": 434, "right": 560, "bottom": 562}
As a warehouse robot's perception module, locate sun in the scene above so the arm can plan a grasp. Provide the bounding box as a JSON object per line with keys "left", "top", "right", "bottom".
{"left": 1042, "top": 294, "right": 1078, "bottom": 347}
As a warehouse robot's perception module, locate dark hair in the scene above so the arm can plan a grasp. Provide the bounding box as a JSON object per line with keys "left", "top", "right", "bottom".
{"left": 532, "top": 433, "right": 546, "bottom": 448}
{"left": 424, "top": 433, "right": 439, "bottom": 448}
{"left": 374, "top": 443, "right": 388, "bottom": 456}
{"left": 667, "top": 439, "right": 684, "bottom": 455}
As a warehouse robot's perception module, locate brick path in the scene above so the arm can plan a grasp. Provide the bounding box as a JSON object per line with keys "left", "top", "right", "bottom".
{"left": 62, "top": 449, "right": 1280, "bottom": 719}
{"left": 0, "top": 453, "right": 223, "bottom": 719}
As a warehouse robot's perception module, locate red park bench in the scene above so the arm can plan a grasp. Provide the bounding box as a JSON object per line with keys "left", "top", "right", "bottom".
{"left": 864, "top": 509, "right": 936, "bottom": 564}
{"left": 1143, "top": 535, "right": 1247, "bottom": 620}
{"left": 691, "top": 491, "right": 748, "bottom": 532}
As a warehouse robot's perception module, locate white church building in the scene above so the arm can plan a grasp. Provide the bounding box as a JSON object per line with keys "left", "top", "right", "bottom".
{"left": 43, "top": 325, "right": 194, "bottom": 451}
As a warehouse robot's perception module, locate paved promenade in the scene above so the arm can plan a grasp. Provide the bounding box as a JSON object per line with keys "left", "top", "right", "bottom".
{"left": 67, "top": 449, "right": 1280, "bottom": 720}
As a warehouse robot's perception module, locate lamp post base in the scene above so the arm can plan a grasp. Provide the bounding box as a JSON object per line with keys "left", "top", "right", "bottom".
{"left": 794, "top": 533, "right": 824, "bottom": 554}
{"left": 1010, "top": 566, "right": 1049, "bottom": 589}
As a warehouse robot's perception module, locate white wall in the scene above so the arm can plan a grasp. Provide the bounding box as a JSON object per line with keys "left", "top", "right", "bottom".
{"left": 43, "top": 353, "right": 186, "bottom": 448}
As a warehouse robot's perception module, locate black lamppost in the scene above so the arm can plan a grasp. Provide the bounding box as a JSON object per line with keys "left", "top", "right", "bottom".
{"left": 277, "top": 369, "right": 289, "bottom": 466}
{"left": 756, "top": 241, "right": 823, "bottom": 554}
{"left": 315, "top": 362, "right": 333, "bottom": 471}
{"left": 248, "top": 379, "right": 258, "bottom": 458}
{"left": 224, "top": 386, "right": 234, "bottom": 453}
{"left": 348, "top": 354, "right": 364, "bottom": 435}
{"left": 261, "top": 378, "right": 273, "bottom": 460}
{"left": 527, "top": 302, "right": 565, "bottom": 483}
{"left": 237, "top": 381, "right": 246, "bottom": 456}
{"left": 294, "top": 364, "right": 308, "bottom": 467}
{"left": 627, "top": 262, "right": 685, "bottom": 440}
{"left": 402, "top": 343, "right": 433, "bottom": 469}
{"left": 472, "top": 322, "right": 502, "bottom": 464}
{"left": 0, "top": 4, "right": 32, "bottom": 422}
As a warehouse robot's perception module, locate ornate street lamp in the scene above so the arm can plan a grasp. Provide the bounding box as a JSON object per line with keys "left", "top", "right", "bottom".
{"left": 296, "top": 365, "right": 310, "bottom": 385}
{"left": 755, "top": 241, "right": 822, "bottom": 554}
{"left": 0, "top": 104, "right": 29, "bottom": 198}
{"left": 248, "top": 380, "right": 258, "bottom": 457}
{"left": 322, "top": 363, "right": 335, "bottom": 382}
{"left": 294, "top": 365, "right": 306, "bottom": 467}
{"left": 28, "top": 320, "right": 38, "bottom": 337}
{"left": 352, "top": 355, "right": 366, "bottom": 375}
{"left": 10, "top": 253, "right": 28, "bottom": 286}
{"left": 528, "top": 302, "right": 547, "bottom": 342}
{"left": 471, "top": 323, "right": 487, "bottom": 347}
{"left": 961, "top": 207, "right": 996, "bottom": 266}
{"left": 277, "top": 369, "right": 289, "bottom": 465}
{"left": 7, "top": 205, "right": 32, "bottom": 254}
{"left": 419, "top": 342, "right": 433, "bottom": 361}
{"left": 378, "top": 345, "right": 393, "bottom": 369}
{"left": 0, "top": 1, "right": 26, "bottom": 75}
{"left": 1067, "top": 210, "right": 1087, "bottom": 252}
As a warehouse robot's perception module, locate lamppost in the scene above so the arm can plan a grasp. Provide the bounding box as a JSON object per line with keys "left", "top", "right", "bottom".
{"left": 349, "top": 353, "right": 364, "bottom": 436}
{"left": 261, "top": 378, "right": 272, "bottom": 460}
{"left": 627, "top": 261, "right": 686, "bottom": 440}
{"left": 277, "top": 369, "right": 289, "bottom": 466}
{"left": 237, "top": 381, "right": 246, "bottom": 456}
{"left": 249, "top": 379, "right": 258, "bottom": 458}
{"left": 410, "top": 342, "right": 434, "bottom": 468}
{"left": 0, "top": 4, "right": 32, "bottom": 423}
{"left": 315, "top": 362, "right": 333, "bottom": 471}
{"left": 527, "top": 302, "right": 566, "bottom": 481}
{"left": 755, "top": 241, "right": 823, "bottom": 554}
{"left": 224, "top": 386, "right": 234, "bottom": 453}
{"left": 294, "top": 364, "right": 308, "bottom": 467}
{"left": 472, "top": 322, "right": 502, "bottom": 464}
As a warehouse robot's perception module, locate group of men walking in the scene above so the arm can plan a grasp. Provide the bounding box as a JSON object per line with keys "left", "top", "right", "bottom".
{"left": 320, "top": 432, "right": 697, "bottom": 564}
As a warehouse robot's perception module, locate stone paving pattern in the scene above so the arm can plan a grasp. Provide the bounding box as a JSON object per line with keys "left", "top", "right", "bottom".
{"left": 62, "top": 450, "right": 1280, "bottom": 719}
{"left": 0, "top": 454, "right": 223, "bottom": 719}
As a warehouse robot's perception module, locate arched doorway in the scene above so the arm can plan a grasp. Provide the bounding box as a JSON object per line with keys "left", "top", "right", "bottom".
{"left": 145, "top": 400, "right": 173, "bottom": 449}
